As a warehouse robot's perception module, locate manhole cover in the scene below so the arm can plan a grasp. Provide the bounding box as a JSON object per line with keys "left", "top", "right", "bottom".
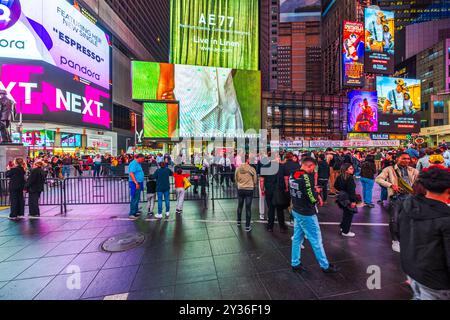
{"left": 102, "top": 233, "right": 146, "bottom": 252}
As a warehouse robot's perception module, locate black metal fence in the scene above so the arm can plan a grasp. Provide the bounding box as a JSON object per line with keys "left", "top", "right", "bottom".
{"left": 0, "top": 172, "right": 260, "bottom": 215}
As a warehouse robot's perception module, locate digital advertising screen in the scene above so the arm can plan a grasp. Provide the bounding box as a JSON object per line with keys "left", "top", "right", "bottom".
{"left": 0, "top": 0, "right": 111, "bottom": 90}
{"left": 347, "top": 90, "right": 378, "bottom": 133}
{"left": 143, "top": 102, "right": 179, "bottom": 139}
{"left": 132, "top": 61, "right": 261, "bottom": 138}
{"left": 0, "top": 58, "right": 112, "bottom": 129}
{"left": 61, "top": 133, "right": 81, "bottom": 147}
{"left": 376, "top": 76, "right": 421, "bottom": 133}
{"left": 364, "top": 8, "right": 395, "bottom": 75}
{"left": 170, "top": 0, "right": 259, "bottom": 71}
{"left": 12, "top": 130, "right": 55, "bottom": 146}
{"left": 342, "top": 21, "right": 365, "bottom": 87}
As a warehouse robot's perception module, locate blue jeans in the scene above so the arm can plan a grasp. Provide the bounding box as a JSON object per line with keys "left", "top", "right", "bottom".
{"left": 360, "top": 177, "right": 375, "bottom": 204}
{"left": 380, "top": 186, "right": 388, "bottom": 201}
{"left": 291, "top": 210, "right": 330, "bottom": 269}
{"left": 129, "top": 182, "right": 143, "bottom": 216}
{"left": 93, "top": 164, "right": 101, "bottom": 177}
{"left": 157, "top": 190, "right": 170, "bottom": 214}
{"left": 62, "top": 165, "right": 71, "bottom": 178}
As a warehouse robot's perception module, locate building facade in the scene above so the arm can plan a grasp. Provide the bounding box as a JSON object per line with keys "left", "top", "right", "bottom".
{"left": 264, "top": 91, "right": 347, "bottom": 140}
{"left": 376, "top": 0, "right": 450, "bottom": 32}
{"left": 321, "top": 0, "right": 370, "bottom": 95}
{"left": 417, "top": 38, "right": 450, "bottom": 128}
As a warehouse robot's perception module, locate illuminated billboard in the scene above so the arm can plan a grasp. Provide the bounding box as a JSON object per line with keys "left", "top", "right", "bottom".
{"left": 342, "top": 21, "right": 365, "bottom": 87}
{"left": 170, "top": 0, "right": 259, "bottom": 71}
{"left": 0, "top": 58, "right": 112, "bottom": 129}
{"left": 143, "top": 102, "right": 179, "bottom": 139}
{"left": 280, "top": 0, "right": 321, "bottom": 22}
{"left": 376, "top": 76, "right": 421, "bottom": 133}
{"left": 347, "top": 90, "right": 378, "bottom": 133}
{"left": 0, "top": 0, "right": 111, "bottom": 89}
{"left": 132, "top": 61, "right": 261, "bottom": 138}
{"left": 364, "top": 8, "right": 395, "bottom": 75}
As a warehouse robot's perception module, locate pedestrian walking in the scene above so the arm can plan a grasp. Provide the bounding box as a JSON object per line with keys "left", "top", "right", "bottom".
{"left": 235, "top": 155, "right": 257, "bottom": 232}
{"left": 317, "top": 154, "right": 330, "bottom": 203}
{"left": 289, "top": 157, "right": 339, "bottom": 274}
{"left": 376, "top": 152, "right": 419, "bottom": 252}
{"left": 6, "top": 158, "right": 27, "bottom": 220}
{"left": 152, "top": 162, "right": 173, "bottom": 219}
{"left": 146, "top": 176, "right": 157, "bottom": 217}
{"left": 173, "top": 167, "right": 190, "bottom": 215}
{"left": 260, "top": 154, "right": 288, "bottom": 233}
{"left": 398, "top": 167, "right": 450, "bottom": 300}
{"left": 335, "top": 163, "right": 358, "bottom": 238}
{"left": 128, "top": 154, "right": 145, "bottom": 218}
{"left": 360, "top": 154, "right": 377, "bottom": 208}
{"left": 25, "top": 160, "right": 46, "bottom": 217}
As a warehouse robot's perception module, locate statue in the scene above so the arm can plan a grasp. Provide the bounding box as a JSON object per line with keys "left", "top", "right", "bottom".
{"left": 0, "top": 89, "right": 15, "bottom": 144}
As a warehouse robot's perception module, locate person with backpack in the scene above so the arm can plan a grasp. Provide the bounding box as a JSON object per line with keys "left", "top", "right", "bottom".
{"left": 375, "top": 152, "right": 419, "bottom": 252}
{"left": 397, "top": 167, "right": 450, "bottom": 300}
{"left": 235, "top": 155, "right": 257, "bottom": 232}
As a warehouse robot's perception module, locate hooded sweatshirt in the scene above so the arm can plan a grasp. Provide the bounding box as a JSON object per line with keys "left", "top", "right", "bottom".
{"left": 399, "top": 195, "right": 450, "bottom": 290}
{"left": 235, "top": 163, "right": 257, "bottom": 190}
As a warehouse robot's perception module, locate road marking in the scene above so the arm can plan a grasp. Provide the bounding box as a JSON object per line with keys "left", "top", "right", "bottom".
{"left": 103, "top": 293, "right": 129, "bottom": 300}
{"left": 0, "top": 214, "right": 389, "bottom": 226}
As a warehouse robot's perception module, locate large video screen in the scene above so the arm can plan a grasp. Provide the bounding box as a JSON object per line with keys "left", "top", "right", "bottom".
{"left": 280, "top": 0, "right": 321, "bottom": 22}
{"left": 342, "top": 21, "right": 365, "bottom": 87}
{"left": 347, "top": 90, "right": 378, "bottom": 133}
{"left": 61, "top": 133, "right": 81, "bottom": 147}
{"left": 170, "top": 0, "right": 259, "bottom": 71}
{"left": 132, "top": 61, "right": 261, "bottom": 137}
{"left": 376, "top": 77, "right": 421, "bottom": 133}
{"left": 143, "top": 102, "right": 179, "bottom": 139}
{"left": 0, "top": 58, "right": 112, "bottom": 129}
{"left": 364, "top": 8, "right": 395, "bottom": 74}
{"left": 0, "top": 0, "right": 111, "bottom": 89}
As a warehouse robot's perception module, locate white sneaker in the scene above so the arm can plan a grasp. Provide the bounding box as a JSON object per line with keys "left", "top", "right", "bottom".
{"left": 155, "top": 214, "right": 163, "bottom": 219}
{"left": 165, "top": 212, "right": 170, "bottom": 218}
{"left": 259, "top": 214, "right": 265, "bottom": 220}
{"left": 392, "top": 240, "right": 401, "bottom": 253}
{"left": 341, "top": 231, "right": 356, "bottom": 238}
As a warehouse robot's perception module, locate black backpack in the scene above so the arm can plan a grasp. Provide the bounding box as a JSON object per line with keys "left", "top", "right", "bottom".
{"left": 332, "top": 154, "right": 344, "bottom": 171}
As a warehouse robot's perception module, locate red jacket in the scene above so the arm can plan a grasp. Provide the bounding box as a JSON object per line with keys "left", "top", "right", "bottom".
{"left": 173, "top": 173, "right": 190, "bottom": 188}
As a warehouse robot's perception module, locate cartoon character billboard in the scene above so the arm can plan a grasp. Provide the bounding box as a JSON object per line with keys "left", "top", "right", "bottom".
{"left": 342, "top": 21, "right": 365, "bottom": 87}
{"left": 364, "top": 8, "right": 395, "bottom": 74}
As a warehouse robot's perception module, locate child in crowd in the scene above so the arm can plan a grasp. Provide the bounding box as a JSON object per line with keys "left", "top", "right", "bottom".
{"left": 173, "top": 167, "right": 191, "bottom": 214}
{"left": 146, "top": 176, "right": 157, "bottom": 217}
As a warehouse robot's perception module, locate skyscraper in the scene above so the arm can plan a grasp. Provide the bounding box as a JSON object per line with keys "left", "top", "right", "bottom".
{"left": 376, "top": 0, "right": 450, "bottom": 31}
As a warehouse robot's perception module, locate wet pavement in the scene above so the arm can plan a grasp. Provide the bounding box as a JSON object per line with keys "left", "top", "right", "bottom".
{"left": 0, "top": 182, "right": 412, "bottom": 300}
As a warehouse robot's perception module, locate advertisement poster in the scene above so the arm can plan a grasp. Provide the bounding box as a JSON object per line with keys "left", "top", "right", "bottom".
{"left": 280, "top": 0, "right": 321, "bottom": 22}
{"left": 347, "top": 90, "right": 378, "bottom": 133}
{"left": 132, "top": 61, "right": 261, "bottom": 137}
{"left": 61, "top": 133, "right": 81, "bottom": 147}
{"left": 0, "top": 57, "right": 112, "bottom": 129}
{"left": 170, "top": 0, "right": 259, "bottom": 70}
{"left": 0, "top": 0, "right": 111, "bottom": 89}
{"left": 143, "top": 102, "right": 179, "bottom": 139}
{"left": 376, "top": 76, "right": 421, "bottom": 133}
{"left": 364, "top": 8, "right": 395, "bottom": 74}
{"left": 342, "top": 21, "right": 364, "bottom": 87}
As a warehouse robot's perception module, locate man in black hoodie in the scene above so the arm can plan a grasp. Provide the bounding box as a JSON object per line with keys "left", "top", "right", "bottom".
{"left": 398, "top": 167, "right": 450, "bottom": 300}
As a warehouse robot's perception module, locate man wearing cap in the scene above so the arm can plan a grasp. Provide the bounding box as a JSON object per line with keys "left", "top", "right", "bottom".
{"left": 383, "top": 79, "right": 407, "bottom": 114}
{"left": 0, "top": 89, "right": 14, "bottom": 143}
{"left": 367, "top": 11, "right": 387, "bottom": 51}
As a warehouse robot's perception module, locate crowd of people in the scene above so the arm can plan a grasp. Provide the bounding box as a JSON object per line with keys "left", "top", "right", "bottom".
{"left": 2, "top": 143, "right": 450, "bottom": 299}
